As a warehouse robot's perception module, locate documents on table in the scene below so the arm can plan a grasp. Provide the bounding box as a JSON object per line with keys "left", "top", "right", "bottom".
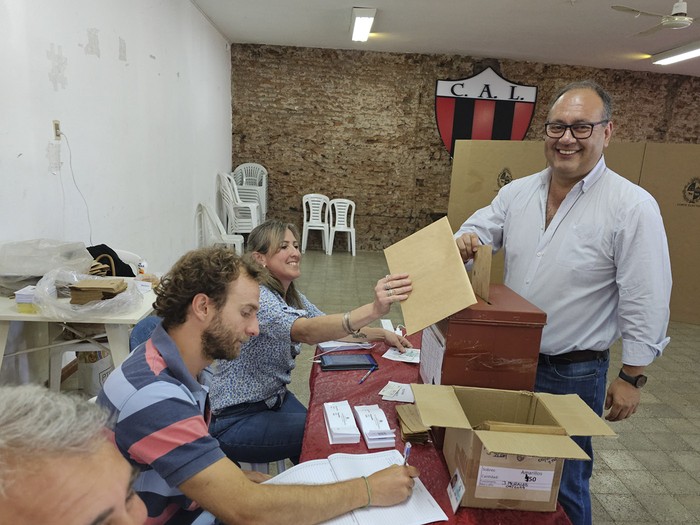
{"left": 379, "top": 381, "right": 415, "bottom": 403}
{"left": 318, "top": 340, "right": 374, "bottom": 353}
{"left": 381, "top": 347, "right": 420, "bottom": 363}
{"left": 353, "top": 404, "right": 396, "bottom": 449}
{"left": 264, "top": 449, "right": 448, "bottom": 525}
{"left": 324, "top": 400, "right": 360, "bottom": 444}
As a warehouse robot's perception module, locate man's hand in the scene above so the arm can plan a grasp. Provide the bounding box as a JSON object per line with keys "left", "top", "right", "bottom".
{"left": 366, "top": 464, "right": 420, "bottom": 507}
{"left": 456, "top": 233, "right": 480, "bottom": 262}
{"left": 604, "top": 378, "right": 641, "bottom": 421}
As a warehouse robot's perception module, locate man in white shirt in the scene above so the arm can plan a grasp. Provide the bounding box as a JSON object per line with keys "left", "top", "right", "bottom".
{"left": 455, "top": 80, "right": 672, "bottom": 525}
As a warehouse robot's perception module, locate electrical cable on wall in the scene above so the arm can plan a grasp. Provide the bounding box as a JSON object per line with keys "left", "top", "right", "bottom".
{"left": 59, "top": 131, "right": 93, "bottom": 245}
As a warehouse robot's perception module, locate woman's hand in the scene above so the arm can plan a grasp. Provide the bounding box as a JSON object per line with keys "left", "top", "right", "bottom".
{"left": 373, "top": 274, "right": 412, "bottom": 316}
{"left": 381, "top": 329, "right": 411, "bottom": 353}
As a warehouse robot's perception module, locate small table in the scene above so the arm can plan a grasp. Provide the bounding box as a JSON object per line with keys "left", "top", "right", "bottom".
{"left": 0, "top": 289, "right": 155, "bottom": 389}
{"left": 300, "top": 335, "right": 573, "bottom": 525}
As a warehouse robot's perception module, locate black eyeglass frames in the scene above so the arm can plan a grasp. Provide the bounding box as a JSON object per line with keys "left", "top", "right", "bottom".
{"left": 544, "top": 120, "right": 609, "bottom": 139}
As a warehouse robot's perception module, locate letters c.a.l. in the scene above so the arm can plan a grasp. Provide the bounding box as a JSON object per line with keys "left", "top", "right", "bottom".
{"left": 435, "top": 67, "right": 538, "bottom": 157}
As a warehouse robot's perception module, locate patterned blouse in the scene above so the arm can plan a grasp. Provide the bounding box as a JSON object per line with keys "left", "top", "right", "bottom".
{"left": 209, "top": 284, "right": 324, "bottom": 412}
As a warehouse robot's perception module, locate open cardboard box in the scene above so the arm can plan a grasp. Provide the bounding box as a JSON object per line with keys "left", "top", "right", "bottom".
{"left": 412, "top": 383, "right": 616, "bottom": 512}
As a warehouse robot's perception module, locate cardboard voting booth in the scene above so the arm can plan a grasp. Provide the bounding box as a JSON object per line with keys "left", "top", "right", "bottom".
{"left": 412, "top": 384, "right": 616, "bottom": 512}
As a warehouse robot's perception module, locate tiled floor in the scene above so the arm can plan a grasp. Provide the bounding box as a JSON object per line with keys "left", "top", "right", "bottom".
{"left": 291, "top": 249, "right": 700, "bottom": 525}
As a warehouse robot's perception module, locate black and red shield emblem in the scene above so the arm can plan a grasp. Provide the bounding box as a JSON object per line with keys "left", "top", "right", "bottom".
{"left": 435, "top": 67, "right": 538, "bottom": 157}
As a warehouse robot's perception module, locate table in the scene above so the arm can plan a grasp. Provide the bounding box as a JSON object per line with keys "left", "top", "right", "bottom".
{"left": 300, "top": 336, "right": 573, "bottom": 525}
{"left": 0, "top": 289, "right": 155, "bottom": 389}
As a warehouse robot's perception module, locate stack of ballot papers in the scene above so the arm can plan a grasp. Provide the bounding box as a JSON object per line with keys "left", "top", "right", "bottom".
{"left": 353, "top": 404, "right": 396, "bottom": 449}
{"left": 381, "top": 347, "right": 420, "bottom": 363}
{"left": 69, "top": 278, "right": 127, "bottom": 305}
{"left": 379, "top": 381, "right": 415, "bottom": 402}
{"left": 396, "top": 404, "right": 431, "bottom": 444}
{"left": 14, "top": 285, "right": 48, "bottom": 314}
{"left": 323, "top": 400, "right": 360, "bottom": 444}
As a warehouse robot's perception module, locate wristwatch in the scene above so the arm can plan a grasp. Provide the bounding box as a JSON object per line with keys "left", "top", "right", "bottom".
{"left": 618, "top": 368, "right": 647, "bottom": 388}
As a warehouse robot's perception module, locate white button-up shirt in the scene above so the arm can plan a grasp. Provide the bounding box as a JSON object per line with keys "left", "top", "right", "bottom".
{"left": 455, "top": 156, "right": 671, "bottom": 366}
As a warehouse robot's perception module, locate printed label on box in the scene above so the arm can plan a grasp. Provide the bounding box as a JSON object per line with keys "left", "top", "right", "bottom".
{"left": 474, "top": 446, "right": 556, "bottom": 501}
{"left": 419, "top": 324, "right": 445, "bottom": 385}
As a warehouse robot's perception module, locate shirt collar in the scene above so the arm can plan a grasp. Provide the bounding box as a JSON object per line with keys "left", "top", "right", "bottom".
{"left": 150, "top": 322, "right": 205, "bottom": 393}
{"left": 540, "top": 154, "right": 608, "bottom": 192}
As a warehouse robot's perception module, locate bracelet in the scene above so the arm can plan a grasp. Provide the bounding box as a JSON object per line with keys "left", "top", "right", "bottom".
{"left": 361, "top": 476, "right": 372, "bottom": 508}
{"left": 343, "top": 311, "right": 367, "bottom": 339}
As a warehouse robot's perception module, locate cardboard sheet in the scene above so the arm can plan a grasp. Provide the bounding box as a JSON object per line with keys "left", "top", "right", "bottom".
{"left": 384, "top": 217, "right": 477, "bottom": 335}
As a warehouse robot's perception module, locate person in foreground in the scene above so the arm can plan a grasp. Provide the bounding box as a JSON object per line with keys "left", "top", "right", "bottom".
{"left": 98, "top": 246, "right": 418, "bottom": 525}
{"left": 210, "top": 219, "right": 412, "bottom": 465}
{"left": 0, "top": 384, "right": 147, "bottom": 525}
{"left": 454, "top": 80, "right": 672, "bottom": 525}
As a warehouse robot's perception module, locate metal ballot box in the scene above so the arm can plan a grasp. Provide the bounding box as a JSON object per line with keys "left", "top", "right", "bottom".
{"left": 420, "top": 284, "right": 546, "bottom": 391}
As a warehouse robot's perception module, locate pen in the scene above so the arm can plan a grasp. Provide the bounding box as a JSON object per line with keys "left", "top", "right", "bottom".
{"left": 358, "top": 366, "right": 376, "bottom": 384}
{"left": 403, "top": 441, "right": 412, "bottom": 465}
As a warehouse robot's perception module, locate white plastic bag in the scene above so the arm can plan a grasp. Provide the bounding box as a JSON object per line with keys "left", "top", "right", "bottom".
{"left": 34, "top": 268, "right": 143, "bottom": 320}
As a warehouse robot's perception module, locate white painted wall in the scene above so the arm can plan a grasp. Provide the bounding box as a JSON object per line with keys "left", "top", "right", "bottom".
{"left": 0, "top": 0, "right": 232, "bottom": 382}
{"left": 0, "top": 0, "right": 232, "bottom": 274}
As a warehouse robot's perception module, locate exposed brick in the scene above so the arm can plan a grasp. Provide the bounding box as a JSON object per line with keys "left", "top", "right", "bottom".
{"left": 231, "top": 44, "right": 700, "bottom": 250}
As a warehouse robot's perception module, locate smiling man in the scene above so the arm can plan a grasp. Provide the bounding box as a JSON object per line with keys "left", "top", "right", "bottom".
{"left": 0, "top": 384, "right": 147, "bottom": 525}
{"left": 454, "top": 80, "right": 672, "bottom": 525}
{"left": 98, "top": 246, "right": 418, "bottom": 525}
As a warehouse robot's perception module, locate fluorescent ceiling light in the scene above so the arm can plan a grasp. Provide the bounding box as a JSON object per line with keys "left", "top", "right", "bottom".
{"left": 351, "top": 7, "right": 376, "bottom": 42}
{"left": 652, "top": 40, "right": 700, "bottom": 65}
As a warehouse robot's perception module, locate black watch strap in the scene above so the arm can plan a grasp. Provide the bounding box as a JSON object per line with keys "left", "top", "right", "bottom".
{"left": 618, "top": 368, "right": 647, "bottom": 388}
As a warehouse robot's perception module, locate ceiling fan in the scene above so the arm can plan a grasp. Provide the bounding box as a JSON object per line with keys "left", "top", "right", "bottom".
{"left": 612, "top": 1, "right": 694, "bottom": 36}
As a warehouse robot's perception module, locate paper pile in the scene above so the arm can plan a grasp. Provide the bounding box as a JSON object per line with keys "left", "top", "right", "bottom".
{"left": 396, "top": 403, "right": 431, "bottom": 444}
{"left": 323, "top": 400, "right": 360, "bottom": 444}
{"left": 379, "top": 381, "right": 415, "bottom": 402}
{"left": 353, "top": 404, "right": 396, "bottom": 449}
{"left": 14, "top": 285, "right": 39, "bottom": 313}
{"left": 70, "top": 278, "right": 127, "bottom": 305}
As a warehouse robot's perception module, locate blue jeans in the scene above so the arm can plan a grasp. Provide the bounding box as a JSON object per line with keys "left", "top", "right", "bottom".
{"left": 535, "top": 353, "right": 609, "bottom": 525}
{"left": 209, "top": 390, "right": 306, "bottom": 464}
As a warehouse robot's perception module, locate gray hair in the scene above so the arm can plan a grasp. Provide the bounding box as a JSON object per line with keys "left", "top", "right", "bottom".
{"left": 548, "top": 80, "right": 613, "bottom": 121}
{"left": 0, "top": 384, "right": 109, "bottom": 495}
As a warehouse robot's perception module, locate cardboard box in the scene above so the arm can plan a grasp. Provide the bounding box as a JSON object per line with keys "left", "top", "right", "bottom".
{"left": 420, "top": 284, "right": 546, "bottom": 390}
{"left": 412, "top": 384, "right": 616, "bottom": 512}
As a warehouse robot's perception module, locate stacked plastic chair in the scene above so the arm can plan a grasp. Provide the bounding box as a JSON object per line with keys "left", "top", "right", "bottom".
{"left": 195, "top": 202, "right": 244, "bottom": 254}
{"left": 232, "top": 163, "right": 268, "bottom": 220}
{"left": 216, "top": 172, "right": 262, "bottom": 235}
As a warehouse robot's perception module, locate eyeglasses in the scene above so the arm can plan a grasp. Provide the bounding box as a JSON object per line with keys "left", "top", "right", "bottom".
{"left": 544, "top": 120, "right": 609, "bottom": 139}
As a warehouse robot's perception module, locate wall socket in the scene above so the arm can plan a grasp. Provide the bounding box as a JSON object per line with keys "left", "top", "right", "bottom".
{"left": 52, "top": 120, "right": 61, "bottom": 140}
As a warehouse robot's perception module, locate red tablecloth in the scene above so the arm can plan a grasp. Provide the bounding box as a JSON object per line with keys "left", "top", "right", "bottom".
{"left": 300, "top": 336, "right": 572, "bottom": 525}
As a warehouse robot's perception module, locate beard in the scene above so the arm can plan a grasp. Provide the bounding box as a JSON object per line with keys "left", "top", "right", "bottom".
{"left": 201, "top": 313, "right": 245, "bottom": 361}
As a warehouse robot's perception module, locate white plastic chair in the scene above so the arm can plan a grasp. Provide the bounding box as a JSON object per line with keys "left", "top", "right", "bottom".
{"left": 195, "top": 202, "right": 244, "bottom": 254}
{"left": 232, "top": 164, "right": 268, "bottom": 219}
{"left": 301, "top": 193, "right": 330, "bottom": 254}
{"left": 328, "top": 198, "right": 356, "bottom": 256}
{"left": 216, "top": 172, "right": 261, "bottom": 235}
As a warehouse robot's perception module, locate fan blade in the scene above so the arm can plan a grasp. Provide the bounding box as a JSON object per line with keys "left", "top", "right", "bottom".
{"left": 611, "top": 5, "right": 666, "bottom": 18}
{"left": 633, "top": 23, "right": 665, "bottom": 36}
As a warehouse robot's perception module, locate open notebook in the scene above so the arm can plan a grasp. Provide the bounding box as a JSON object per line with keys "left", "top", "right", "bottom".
{"left": 264, "top": 449, "right": 447, "bottom": 525}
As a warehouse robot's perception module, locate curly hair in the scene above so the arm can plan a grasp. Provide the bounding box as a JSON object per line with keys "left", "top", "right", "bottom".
{"left": 246, "top": 219, "right": 304, "bottom": 309}
{"left": 154, "top": 246, "right": 263, "bottom": 330}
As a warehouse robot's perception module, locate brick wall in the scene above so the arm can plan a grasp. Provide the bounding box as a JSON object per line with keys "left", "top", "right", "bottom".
{"left": 231, "top": 44, "right": 700, "bottom": 250}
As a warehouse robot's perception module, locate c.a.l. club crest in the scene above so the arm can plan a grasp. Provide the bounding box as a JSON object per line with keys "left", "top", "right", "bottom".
{"left": 435, "top": 67, "right": 537, "bottom": 157}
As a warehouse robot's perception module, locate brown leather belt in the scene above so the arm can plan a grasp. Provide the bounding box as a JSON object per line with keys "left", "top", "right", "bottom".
{"left": 539, "top": 349, "right": 609, "bottom": 365}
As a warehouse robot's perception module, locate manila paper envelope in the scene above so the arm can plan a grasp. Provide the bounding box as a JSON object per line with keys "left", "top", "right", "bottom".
{"left": 384, "top": 217, "right": 476, "bottom": 335}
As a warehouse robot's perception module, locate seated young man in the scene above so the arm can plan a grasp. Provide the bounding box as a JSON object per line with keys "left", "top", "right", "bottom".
{"left": 97, "top": 246, "right": 419, "bottom": 525}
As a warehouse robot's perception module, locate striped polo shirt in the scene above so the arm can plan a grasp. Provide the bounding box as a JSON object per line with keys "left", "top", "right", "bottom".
{"left": 97, "top": 323, "right": 225, "bottom": 525}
